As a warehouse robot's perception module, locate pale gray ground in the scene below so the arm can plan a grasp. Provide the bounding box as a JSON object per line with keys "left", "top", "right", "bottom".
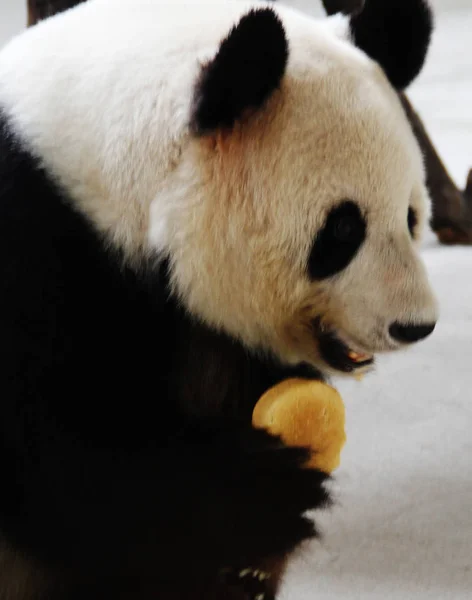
{"left": 0, "top": 2, "right": 471, "bottom": 599}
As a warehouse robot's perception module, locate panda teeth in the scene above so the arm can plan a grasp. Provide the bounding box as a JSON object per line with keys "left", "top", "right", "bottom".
{"left": 348, "top": 350, "right": 372, "bottom": 363}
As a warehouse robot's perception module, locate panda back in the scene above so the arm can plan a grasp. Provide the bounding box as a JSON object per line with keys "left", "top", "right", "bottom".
{"left": 0, "top": 108, "right": 179, "bottom": 443}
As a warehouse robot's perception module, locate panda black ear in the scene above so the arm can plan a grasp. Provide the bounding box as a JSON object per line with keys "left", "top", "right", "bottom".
{"left": 348, "top": 0, "right": 434, "bottom": 90}
{"left": 191, "top": 8, "right": 289, "bottom": 134}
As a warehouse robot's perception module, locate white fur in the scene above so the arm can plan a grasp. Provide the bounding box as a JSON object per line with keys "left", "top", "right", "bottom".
{"left": 0, "top": 0, "right": 438, "bottom": 373}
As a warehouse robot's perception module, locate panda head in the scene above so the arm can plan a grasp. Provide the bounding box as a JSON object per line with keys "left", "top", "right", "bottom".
{"left": 157, "top": 0, "right": 438, "bottom": 376}
{"left": 0, "top": 0, "right": 438, "bottom": 377}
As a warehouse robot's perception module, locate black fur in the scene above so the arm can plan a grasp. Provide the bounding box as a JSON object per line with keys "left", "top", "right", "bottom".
{"left": 308, "top": 200, "right": 366, "bottom": 280}
{"left": 321, "top": 0, "right": 365, "bottom": 16}
{"left": 0, "top": 110, "right": 329, "bottom": 599}
{"left": 408, "top": 206, "right": 418, "bottom": 237}
{"left": 349, "top": 0, "right": 433, "bottom": 90}
{"left": 191, "top": 8, "right": 288, "bottom": 133}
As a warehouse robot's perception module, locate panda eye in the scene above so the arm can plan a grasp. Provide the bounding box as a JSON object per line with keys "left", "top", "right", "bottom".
{"left": 308, "top": 200, "right": 366, "bottom": 280}
{"left": 408, "top": 207, "right": 417, "bottom": 237}
{"left": 333, "top": 213, "right": 363, "bottom": 243}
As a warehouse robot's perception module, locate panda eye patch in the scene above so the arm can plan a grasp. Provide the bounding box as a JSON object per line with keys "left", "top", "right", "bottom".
{"left": 308, "top": 200, "right": 366, "bottom": 280}
{"left": 408, "top": 207, "right": 417, "bottom": 237}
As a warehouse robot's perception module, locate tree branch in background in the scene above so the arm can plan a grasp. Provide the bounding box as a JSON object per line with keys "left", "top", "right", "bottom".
{"left": 321, "top": 0, "right": 364, "bottom": 16}
{"left": 27, "top": 0, "right": 472, "bottom": 245}
{"left": 399, "top": 93, "right": 472, "bottom": 244}
{"left": 27, "top": 0, "right": 86, "bottom": 26}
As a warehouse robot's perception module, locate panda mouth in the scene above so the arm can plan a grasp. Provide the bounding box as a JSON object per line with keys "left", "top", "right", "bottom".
{"left": 316, "top": 328, "right": 374, "bottom": 374}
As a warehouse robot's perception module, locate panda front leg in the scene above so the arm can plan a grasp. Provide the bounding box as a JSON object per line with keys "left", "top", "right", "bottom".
{"left": 151, "top": 425, "right": 330, "bottom": 598}
{"left": 156, "top": 427, "right": 329, "bottom": 600}
{"left": 0, "top": 425, "right": 329, "bottom": 600}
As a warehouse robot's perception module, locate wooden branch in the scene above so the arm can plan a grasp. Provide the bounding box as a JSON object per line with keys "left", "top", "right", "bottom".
{"left": 399, "top": 93, "right": 472, "bottom": 244}
{"left": 27, "top": 0, "right": 85, "bottom": 26}
{"left": 321, "top": 0, "right": 364, "bottom": 16}
{"left": 27, "top": 0, "right": 472, "bottom": 245}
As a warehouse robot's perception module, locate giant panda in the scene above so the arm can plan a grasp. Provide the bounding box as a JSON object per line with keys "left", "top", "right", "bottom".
{"left": 0, "top": 0, "right": 438, "bottom": 598}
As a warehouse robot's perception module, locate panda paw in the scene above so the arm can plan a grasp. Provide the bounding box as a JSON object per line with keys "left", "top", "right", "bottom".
{"left": 210, "top": 428, "right": 332, "bottom": 560}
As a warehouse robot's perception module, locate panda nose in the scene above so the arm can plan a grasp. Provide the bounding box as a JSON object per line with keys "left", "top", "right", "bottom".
{"left": 389, "top": 321, "right": 436, "bottom": 344}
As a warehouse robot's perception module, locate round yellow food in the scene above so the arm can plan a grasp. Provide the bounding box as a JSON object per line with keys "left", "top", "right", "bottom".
{"left": 252, "top": 378, "right": 346, "bottom": 473}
